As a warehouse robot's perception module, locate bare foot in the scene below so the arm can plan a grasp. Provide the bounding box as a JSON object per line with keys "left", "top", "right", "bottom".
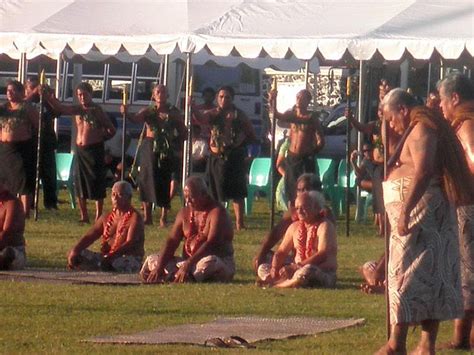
{"left": 360, "top": 282, "right": 385, "bottom": 294}
{"left": 236, "top": 223, "right": 246, "bottom": 231}
{"left": 409, "top": 345, "right": 434, "bottom": 355}
{"left": 437, "top": 341, "right": 471, "bottom": 351}
{"left": 358, "top": 264, "right": 377, "bottom": 285}
{"left": 159, "top": 218, "right": 167, "bottom": 228}
{"left": 374, "top": 343, "right": 397, "bottom": 355}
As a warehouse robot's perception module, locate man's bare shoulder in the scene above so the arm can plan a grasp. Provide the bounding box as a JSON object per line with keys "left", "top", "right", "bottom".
{"left": 318, "top": 219, "right": 336, "bottom": 237}
{"left": 458, "top": 119, "right": 474, "bottom": 139}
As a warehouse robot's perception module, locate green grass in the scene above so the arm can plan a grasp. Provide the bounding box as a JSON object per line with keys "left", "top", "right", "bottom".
{"left": 0, "top": 191, "right": 465, "bottom": 354}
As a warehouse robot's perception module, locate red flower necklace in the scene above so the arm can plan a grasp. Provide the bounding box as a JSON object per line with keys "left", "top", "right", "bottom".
{"left": 101, "top": 208, "right": 133, "bottom": 255}
{"left": 295, "top": 211, "right": 326, "bottom": 263}
{"left": 184, "top": 209, "right": 208, "bottom": 257}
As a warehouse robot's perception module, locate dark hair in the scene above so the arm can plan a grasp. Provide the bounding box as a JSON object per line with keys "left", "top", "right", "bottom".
{"left": 437, "top": 73, "right": 474, "bottom": 101}
{"left": 76, "top": 82, "right": 93, "bottom": 94}
{"left": 299, "top": 89, "right": 312, "bottom": 101}
{"left": 202, "top": 87, "right": 215, "bottom": 97}
{"left": 6, "top": 80, "right": 24, "bottom": 94}
{"left": 217, "top": 85, "right": 235, "bottom": 99}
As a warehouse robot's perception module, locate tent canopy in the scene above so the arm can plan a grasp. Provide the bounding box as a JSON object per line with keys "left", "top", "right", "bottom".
{"left": 1, "top": 0, "right": 473, "bottom": 61}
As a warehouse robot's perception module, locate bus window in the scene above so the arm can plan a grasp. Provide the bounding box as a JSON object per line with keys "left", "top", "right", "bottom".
{"left": 106, "top": 62, "right": 133, "bottom": 101}
{"left": 64, "top": 61, "right": 105, "bottom": 101}
{"left": 0, "top": 55, "right": 19, "bottom": 96}
{"left": 134, "top": 59, "right": 159, "bottom": 102}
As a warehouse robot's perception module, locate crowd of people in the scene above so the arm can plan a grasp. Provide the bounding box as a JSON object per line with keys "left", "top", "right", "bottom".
{"left": 0, "top": 72, "right": 473, "bottom": 353}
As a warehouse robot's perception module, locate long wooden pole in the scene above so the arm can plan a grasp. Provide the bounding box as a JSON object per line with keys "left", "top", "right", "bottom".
{"left": 120, "top": 84, "right": 129, "bottom": 181}
{"left": 182, "top": 53, "right": 193, "bottom": 196}
{"left": 383, "top": 116, "right": 391, "bottom": 339}
{"left": 269, "top": 77, "right": 278, "bottom": 229}
{"left": 345, "top": 76, "right": 352, "bottom": 237}
{"left": 34, "top": 70, "right": 45, "bottom": 221}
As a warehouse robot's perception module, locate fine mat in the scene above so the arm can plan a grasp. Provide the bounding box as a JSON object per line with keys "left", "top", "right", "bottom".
{"left": 88, "top": 316, "right": 365, "bottom": 346}
{"left": 0, "top": 268, "right": 141, "bottom": 285}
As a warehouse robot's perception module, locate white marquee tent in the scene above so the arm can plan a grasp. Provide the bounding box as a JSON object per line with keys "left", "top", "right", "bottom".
{"left": 0, "top": 0, "right": 473, "bottom": 61}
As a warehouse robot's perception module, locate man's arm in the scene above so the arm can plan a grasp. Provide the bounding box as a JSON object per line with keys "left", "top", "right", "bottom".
{"left": 313, "top": 116, "right": 325, "bottom": 152}
{"left": 299, "top": 221, "right": 336, "bottom": 267}
{"left": 145, "top": 209, "right": 184, "bottom": 283}
{"left": 0, "top": 199, "right": 24, "bottom": 250}
{"left": 398, "top": 123, "right": 437, "bottom": 235}
{"left": 96, "top": 107, "right": 116, "bottom": 140}
{"left": 44, "top": 93, "right": 81, "bottom": 116}
{"left": 106, "top": 212, "right": 144, "bottom": 259}
{"left": 67, "top": 216, "right": 105, "bottom": 268}
{"left": 270, "top": 222, "right": 297, "bottom": 279}
{"left": 458, "top": 121, "right": 474, "bottom": 175}
{"left": 120, "top": 105, "right": 147, "bottom": 124}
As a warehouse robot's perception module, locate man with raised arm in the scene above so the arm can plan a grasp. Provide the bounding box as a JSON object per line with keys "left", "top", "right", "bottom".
{"left": 375, "top": 88, "right": 473, "bottom": 354}
{"left": 0, "top": 80, "right": 39, "bottom": 217}
{"left": 437, "top": 73, "right": 474, "bottom": 350}
{"left": 67, "top": 181, "right": 144, "bottom": 272}
{"left": 140, "top": 176, "right": 235, "bottom": 284}
{"left": 268, "top": 89, "right": 325, "bottom": 203}
{"left": 0, "top": 180, "right": 26, "bottom": 270}
{"left": 121, "top": 84, "right": 185, "bottom": 227}
{"left": 44, "top": 82, "right": 116, "bottom": 222}
{"left": 192, "top": 86, "right": 257, "bottom": 231}
{"left": 257, "top": 191, "right": 337, "bottom": 289}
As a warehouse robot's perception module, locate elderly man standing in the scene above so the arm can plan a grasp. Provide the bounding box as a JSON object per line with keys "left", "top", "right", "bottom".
{"left": 268, "top": 89, "right": 325, "bottom": 203}
{"left": 67, "top": 181, "right": 145, "bottom": 272}
{"left": 0, "top": 180, "right": 26, "bottom": 270}
{"left": 257, "top": 191, "right": 337, "bottom": 289}
{"left": 375, "top": 89, "right": 473, "bottom": 354}
{"left": 192, "top": 86, "right": 257, "bottom": 231}
{"left": 140, "top": 176, "right": 235, "bottom": 284}
{"left": 0, "top": 80, "right": 39, "bottom": 217}
{"left": 121, "top": 84, "right": 186, "bottom": 227}
{"left": 437, "top": 73, "right": 474, "bottom": 350}
{"left": 45, "top": 82, "right": 116, "bottom": 223}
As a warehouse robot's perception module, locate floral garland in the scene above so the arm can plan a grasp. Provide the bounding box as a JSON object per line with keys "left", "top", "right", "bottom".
{"left": 184, "top": 209, "right": 208, "bottom": 257}
{"left": 79, "top": 105, "right": 101, "bottom": 128}
{"left": 100, "top": 208, "right": 133, "bottom": 255}
{"left": 0, "top": 103, "right": 29, "bottom": 132}
{"left": 295, "top": 212, "right": 326, "bottom": 263}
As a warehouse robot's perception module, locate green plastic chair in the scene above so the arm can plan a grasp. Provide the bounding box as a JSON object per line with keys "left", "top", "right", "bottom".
{"left": 55, "top": 152, "right": 76, "bottom": 209}
{"left": 334, "top": 159, "right": 356, "bottom": 215}
{"left": 245, "top": 157, "right": 272, "bottom": 215}
{"left": 316, "top": 158, "right": 339, "bottom": 214}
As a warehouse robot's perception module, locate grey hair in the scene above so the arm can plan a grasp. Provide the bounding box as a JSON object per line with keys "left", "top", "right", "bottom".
{"left": 307, "top": 190, "right": 326, "bottom": 210}
{"left": 381, "top": 88, "right": 417, "bottom": 111}
{"left": 185, "top": 175, "right": 208, "bottom": 195}
{"left": 296, "top": 173, "right": 322, "bottom": 192}
{"left": 437, "top": 73, "right": 474, "bottom": 101}
{"left": 113, "top": 180, "right": 133, "bottom": 198}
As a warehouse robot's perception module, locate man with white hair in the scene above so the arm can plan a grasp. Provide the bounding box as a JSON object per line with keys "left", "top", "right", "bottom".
{"left": 257, "top": 190, "right": 337, "bottom": 289}
{"left": 375, "top": 88, "right": 472, "bottom": 354}
{"left": 67, "top": 181, "right": 145, "bottom": 272}
{"left": 437, "top": 73, "right": 474, "bottom": 350}
{"left": 140, "top": 176, "right": 235, "bottom": 284}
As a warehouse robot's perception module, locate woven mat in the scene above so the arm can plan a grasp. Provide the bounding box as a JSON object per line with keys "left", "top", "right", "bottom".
{"left": 88, "top": 316, "right": 365, "bottom": 345}
{"left": 0, "top": 268, "right": 141, "bottom": 285}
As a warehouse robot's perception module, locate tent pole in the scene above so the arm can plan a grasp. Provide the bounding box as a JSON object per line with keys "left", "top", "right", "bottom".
{"left": 18, "top": 52, "right": 27, "bottom": 83}
{"left": 304, "top": 60, "right": 310, "bottom": 89}
{"left": 182, "top": 53, "right": 193, "bottom": 197}
{"left": 383, "top": 112, "right": 391, "bottom": 340}
{"left": 163, "top": 54, "right": 169, "bottom": 87}
{"left": 426, "top": 62, "right": 432, "bottom": 99}
{"left": 345, "top": 76, "right": 352, "bottom": 237}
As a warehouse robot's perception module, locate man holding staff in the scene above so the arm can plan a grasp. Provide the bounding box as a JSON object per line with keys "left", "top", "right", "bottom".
{"left": 376, "top": 89, "right": 471, "bottom": 354}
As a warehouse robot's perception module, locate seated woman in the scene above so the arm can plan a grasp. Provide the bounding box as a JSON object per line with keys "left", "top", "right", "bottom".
{"left": 257, "top": 191, "right": 337, "bottom": 288}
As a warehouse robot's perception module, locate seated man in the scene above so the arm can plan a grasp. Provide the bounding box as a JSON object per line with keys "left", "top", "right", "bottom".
{"left": 67, "top": 181, "right": 144, "bottom": 272}
{"left": 257, "top": 191, "right": 337, "bottom": 288}
{"left": 140, "top": 176, "right": 235, "bottom": 283}
{"left": 0, "top": 180, "right": 26, "bottom": 270}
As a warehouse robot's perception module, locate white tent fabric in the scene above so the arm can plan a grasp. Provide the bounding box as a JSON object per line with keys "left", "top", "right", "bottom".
{"left": 0, "top": 0, "right": 473, "bottom": 60}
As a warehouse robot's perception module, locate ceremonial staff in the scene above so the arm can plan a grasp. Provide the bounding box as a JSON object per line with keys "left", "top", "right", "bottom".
{"left": 34, "top": 70, "right": 45, "bottom": 221}
{"left": 121, "top": 85, "right": 129, "bottom": 181}
{"left": 269, "top": 77, "right": 277, "bottom": 229}
{"left": 383, "top": 114, "right": 391, "bottom": 339}
{"left": 344, "top": 76, "right": 352, "bottom": 237}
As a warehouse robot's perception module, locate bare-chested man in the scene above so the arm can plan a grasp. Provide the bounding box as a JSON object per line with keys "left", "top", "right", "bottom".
{"left": 140, "top": 176, "right": 235, "bottom": 283}
{"left": 0, "top": 180, "right": 26, "bottom": 270}
{"left": 375, "top": 88, "right": 472, "bottom": 354}
{"left": 121, "top": 84, "right": 185, "bottom": 226}
{"left": 257, "top": 191, "right": 337, "bottom": 288}
{"left": 45, "top": 82, "right": 116, "bottom": 222}
{"left": 437, "top": 73, "right": 474, "bottom": 351}
{"left": 268, "top": 89, "right": 324, "bottom": 203}
{"left": 192, "top": 86, "right": 257, "bottom": 230}
{"left": 67, "top": 181, "right": 144, "bottom": 272}
{"left": 0, "top": 80, "right": 39, "bottom": 217}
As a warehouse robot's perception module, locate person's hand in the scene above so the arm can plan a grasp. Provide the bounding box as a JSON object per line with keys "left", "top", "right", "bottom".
{"left": 67, "top": 249, "right": 79, "bottom": 269}
{"left": 119, "top": 104, "right": 128, "bottom": 116}
{"left": 350, "top": 150, "right": 359, "bottom": 162}
{"left": 145, "top": 268, "right": 164, "bottom": 284}
{"left": 397, "top": 210, "right": 410, "bottom": 236}
{"left": 174, "top": 260, "right": 192, "bottom": 283}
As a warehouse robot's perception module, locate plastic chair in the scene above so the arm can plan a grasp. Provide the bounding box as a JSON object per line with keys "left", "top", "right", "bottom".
{"left": 55, "top": 152, "right": 76, "bottom": 209}
{"left": 245, "top": 157, "right": 272, "bottom": 215}
{"left": 316, "top": 158, "right": 339, "bottom": 214}
{"left": 333, "top": 159, "right": 357, "bottom": 216}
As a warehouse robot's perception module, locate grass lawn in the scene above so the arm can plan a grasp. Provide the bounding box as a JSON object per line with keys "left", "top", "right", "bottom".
{"left": 0, "top": 190, "right": 465, "bottom": 354}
